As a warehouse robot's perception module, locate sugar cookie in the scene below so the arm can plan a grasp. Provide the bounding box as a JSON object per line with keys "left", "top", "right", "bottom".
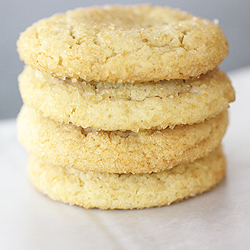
{"left": 17, "top": 5, "right": 228, "bottom": 83}
{"left": 19, "top": 66, "right": 234, "bottom": 132}
{"left": 28, "top": 146, "right": 226, "bottom": 209}
{"left": 18, "top": 105, "right": 228, "bottom": 173}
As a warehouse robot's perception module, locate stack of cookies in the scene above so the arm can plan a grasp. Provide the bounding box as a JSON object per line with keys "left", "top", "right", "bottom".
{"left": 17, "top": 5, "right": 235, "bottom": 209}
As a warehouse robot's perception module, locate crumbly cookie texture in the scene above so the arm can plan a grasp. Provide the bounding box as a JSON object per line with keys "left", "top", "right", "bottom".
{"left": 18, "top": 105, "right": 228, "bottom": 174}
{"left": 19, "top": 66, "right": 235, "bottom": 131}
{"left": 28, "top": 146, "right": 226, "bottom": 209}
{"left": 17, "top": 5, "right": 228, "bottom": 83}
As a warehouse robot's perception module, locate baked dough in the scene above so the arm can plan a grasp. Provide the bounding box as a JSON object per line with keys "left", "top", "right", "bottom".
{"left": 19, "top": 66, "right": 234, "bottom": 131}
{"left": 28, "top": 145, "right": 226, "bottom": 209}
{"left": 18, "top": 105, "right": 228, "bottom": 174}
{"left": 17, "top": 5, "right": 228, "bottom": 83}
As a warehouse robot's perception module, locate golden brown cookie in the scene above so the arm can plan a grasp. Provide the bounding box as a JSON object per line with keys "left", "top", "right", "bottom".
{"left": 28, "top": 145, "right": 226, "bottom": 209}
{"left": 17, "top": 5, "right": 228, "bottom": 83}
{"left": 18, "top": 105, "right": 228, "bottom": 174}
{"left": 19, "top": 66, "right": 234, "bottom": 132}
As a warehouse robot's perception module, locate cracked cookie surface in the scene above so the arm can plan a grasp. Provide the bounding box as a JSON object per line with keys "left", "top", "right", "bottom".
{"left": 19, "top": 66, "right": 235, "bottom": 131}
{"left": 18, "top": 105, "right": 228, "bottom": 173}
{"left": 17, "top": 5, "right": 228, "bottom": 83}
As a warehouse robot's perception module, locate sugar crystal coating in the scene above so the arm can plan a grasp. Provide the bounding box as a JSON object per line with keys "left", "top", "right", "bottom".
{"left": 28, "top": 146, "right": 226, "bottom": 209}
{"left": 17, "top": 5, "right": 228, "bottom": 82}
{"left": 19, "top": 66, "right": 235, "bottom": 131}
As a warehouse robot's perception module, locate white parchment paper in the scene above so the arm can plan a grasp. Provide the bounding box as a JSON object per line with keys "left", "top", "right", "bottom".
{"left": 1, "top": 66, "right": 250, "bottom": 250}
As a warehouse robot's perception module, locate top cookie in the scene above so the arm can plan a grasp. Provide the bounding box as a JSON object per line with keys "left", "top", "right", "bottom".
{"left": 17, "top": 5, "right": 228, "bottom": 83}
